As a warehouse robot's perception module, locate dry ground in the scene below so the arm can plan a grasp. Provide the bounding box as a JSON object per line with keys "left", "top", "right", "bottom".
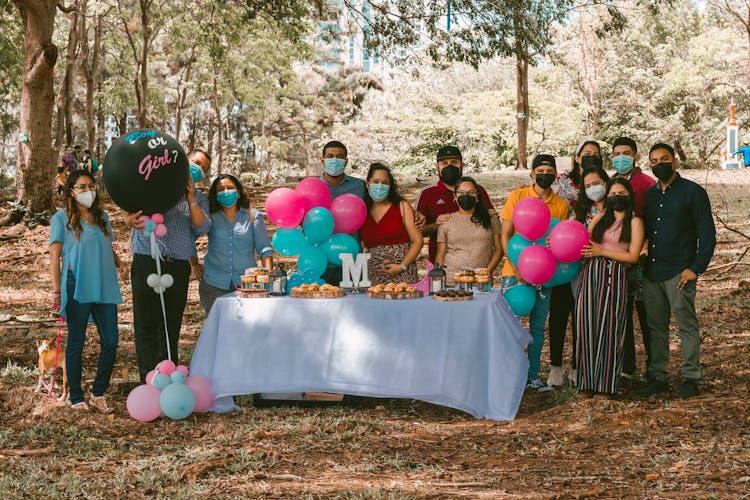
{"left": 0, "top": 170, "right": 748, "bottom": 499}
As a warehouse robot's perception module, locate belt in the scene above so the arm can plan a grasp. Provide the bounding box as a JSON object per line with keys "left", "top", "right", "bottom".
{"left": 162, "top": 256, "right": 188, "bottom": 263}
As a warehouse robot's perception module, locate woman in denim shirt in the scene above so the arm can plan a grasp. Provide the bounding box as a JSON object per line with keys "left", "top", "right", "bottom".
{"left": 49, "top": 171, "right": 125, "bottom": 412}
{"left": 199, "top": 174, "right": 273, "bottom": 313}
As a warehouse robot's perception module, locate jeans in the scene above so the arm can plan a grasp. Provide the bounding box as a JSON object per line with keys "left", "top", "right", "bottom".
{"left": 64, "top": 272, "right": 119, "bottom": 405}
{"left": 503, "top": 276, "right": 551, "bottom": 381}
{"left": 643, "top": 273, "right": 701, "bottom": 382}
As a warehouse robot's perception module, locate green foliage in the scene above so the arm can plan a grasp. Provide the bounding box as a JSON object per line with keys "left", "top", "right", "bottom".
{"left": 0, "top": 1, "right": 22, "bottom": 139}
{"left": 1, "top": 359, "right": 35, "bottom": 384}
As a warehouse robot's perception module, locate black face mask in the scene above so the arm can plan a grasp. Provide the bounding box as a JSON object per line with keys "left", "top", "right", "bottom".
{"left": 457, "top": 194, "right": 477, "bottom": 211}
{"left": 652, "top": 162, "right": 674, "bottom": 181}
{"left": 440, "top": 165, "right": 461, "bottom": 186}
{"left": 580, "top": 155, "right": 603, "bottom": 171}
{"left": 606, "top": 194, "right": 630, "bottom": 212}
{"left": 535, "top": 173, "right": 555, "bottom": 190}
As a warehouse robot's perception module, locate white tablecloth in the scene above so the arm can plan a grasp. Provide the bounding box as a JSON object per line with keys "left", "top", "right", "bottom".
{"left": 190, "top": 291, "right": 532, "bottom": 420}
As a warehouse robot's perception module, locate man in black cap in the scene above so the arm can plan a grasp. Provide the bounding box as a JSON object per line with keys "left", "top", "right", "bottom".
{"left": 415, "top": 145, "right": 495, "bottom": 262}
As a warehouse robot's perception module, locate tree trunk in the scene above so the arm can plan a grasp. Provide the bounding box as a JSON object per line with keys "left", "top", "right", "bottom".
{"left": 137, "top": 0, "right": 151, "bottom": 127}
{"left": 9, "top": 0, "right": 59, "bottom": 221}
{"left": 53, "top": 7, "right": 78, "bottom": 150}
{"left": 79, "top": 0, "right": 102, "bottom": 151}
{"left": 211, "top": 71, "right": 223, "bottom": 174}
{"left": 174, "top": 44, "right": 197, "bottom": 143}
{"left": 515, "top": 55, "right": 529, "bottom": 170}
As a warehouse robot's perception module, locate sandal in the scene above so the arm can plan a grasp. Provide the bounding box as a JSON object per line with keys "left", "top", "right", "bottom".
{"left": 88, "top": 394, "right": 114, "bottom": 414}
{"left": 71, "top": 401, "right": 90, "bottom": 411}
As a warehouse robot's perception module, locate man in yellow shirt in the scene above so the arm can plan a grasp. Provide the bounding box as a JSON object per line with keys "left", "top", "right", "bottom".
{"left": 501, "top": 154, "right": 570, "bottom": 392}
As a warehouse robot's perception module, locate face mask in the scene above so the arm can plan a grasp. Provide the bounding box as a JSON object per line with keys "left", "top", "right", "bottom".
{"left": 612, "top": 155, "right": 634, "bottom": 175}
{"left": 457, "top": 194, "right": 477, "bottom": 211}
{"left": 580, "top": 155, "right": 603, "bottom": 171}
{"left": 76, "top": 190, "right": 96, "bottom": 208}
{"left": 189, "top": 162, "right": 204, "bottom": 183}
{"left": 606, "top": 194, "right": 630, "bottom": 212}
{"left": 535, "top": 173, "right": 555, "bottom": 190}
{"left": 439, "top": 165, "right": 461, "bottom": 186}
{"left": 368, "top": 183, "right": 389, "bottom": 202}
{"left": 216, "top": 189, "right": 238, "bottom": 208}
{"left": 652, "top": 162, "right": 674, "bottom": 181}
{"left": 585, "top": 184, "right": 606, "bottom": 202}
{"left": 324, "top": 158, "right": 346, "bottom": 177}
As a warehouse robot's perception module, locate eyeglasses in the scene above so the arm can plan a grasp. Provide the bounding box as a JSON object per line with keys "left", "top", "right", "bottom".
{"left": 456, "top": 190, "right": 477, "bottom": 197}
{"left": 72, "top": 183, "right": 96, "bottom": 191}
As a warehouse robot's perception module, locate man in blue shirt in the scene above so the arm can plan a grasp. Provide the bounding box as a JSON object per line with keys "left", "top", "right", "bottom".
{"left": 638, "top": 143, "right": 716, "bottom": 399}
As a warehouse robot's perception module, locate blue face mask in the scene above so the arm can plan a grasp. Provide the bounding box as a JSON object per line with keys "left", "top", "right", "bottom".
{"left": 612, "top": 155, "right": 634, "bottom": 175}
{"left": 368, "top": 183, "right": 390, "bottom": 202}
{"left": 324, "top": 158, "right": 346, "bottom": 177}
{"left": 216, "top": 189, "right": 238, "bottom": 208}
{"left": 189, "top": 162, "right": 204, "bottom": 183}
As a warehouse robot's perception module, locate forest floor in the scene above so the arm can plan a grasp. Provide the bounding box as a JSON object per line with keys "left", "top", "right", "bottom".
{"left": 0, "top": 169, "right": 748, "bottom": 499}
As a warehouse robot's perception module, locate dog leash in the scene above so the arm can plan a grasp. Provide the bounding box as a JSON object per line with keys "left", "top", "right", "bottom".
{"left": 47, "top": 316, "right": 64, "bottom": 400}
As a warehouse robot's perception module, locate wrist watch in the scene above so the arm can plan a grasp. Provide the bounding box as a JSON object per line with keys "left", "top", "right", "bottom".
{"left": 400, "top": 263, "right": 407, "bottom": 271}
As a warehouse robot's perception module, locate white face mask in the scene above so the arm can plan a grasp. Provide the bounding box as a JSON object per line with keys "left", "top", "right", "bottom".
{"left": 76, "top": 190, "right": 96, "bottom": 208}
{"left": 584, "top": 184, "right": 606, "bottom": 202}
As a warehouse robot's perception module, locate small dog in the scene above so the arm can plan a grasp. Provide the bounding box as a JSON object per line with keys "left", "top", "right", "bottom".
{"left": 35, "top": 338, "right": 68, "bottom": 401}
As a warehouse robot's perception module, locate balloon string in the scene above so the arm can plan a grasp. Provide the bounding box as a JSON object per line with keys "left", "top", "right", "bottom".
{"left": 150, "top": 232, "right": 172, "bottom": 362}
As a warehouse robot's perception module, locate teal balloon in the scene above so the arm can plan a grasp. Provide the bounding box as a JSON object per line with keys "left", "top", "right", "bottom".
{"left": 508, "top": 234, "right": 533, "bottom": 266}
{"left": 535, "top": 218, "right": 561, "bottom": 245}
{"left": 159, "top": 382, "right": 196, "bottom": 419}
{"left": 297, "top": 245, "right": 327, "bottom": 277}
{"left": 151, "top": 373, "right": 170, "bottom": 390}
{"left": 504, "top": 285, "right": 537, "bottom": 316}
{"left": 543, "top": 260, "right": 581, "bottom": 288}
{"left": 302, "top": 268, "right": 320, "bottom": 283}
{"left": 321, "top": 233, "right": 360, "bottom": 265}
{"left": 287, "top": 273, "right": 304, "bottom": 290}
{"left": 272, "top": 228, "right": 308, "bottom": 256}
{"left": 303, "top": 207, "right": 335, "bottom": 244}
{"left": 169, "top": 371, "right": 186, "bottom": 384}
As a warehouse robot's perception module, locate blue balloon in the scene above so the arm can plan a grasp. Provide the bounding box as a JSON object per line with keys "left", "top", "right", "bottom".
{"left": 503, "top": 284, "right": 537, "bottom": 316}
{"left": 535, "top": 218, "right": 561, "bottom": 245}
{"left": 169, "top": 371, "right": 186, "bottom": 384}
{"left": 297, "top": 245, "right": 328, "bottom": 277}
{"left": 543, "top": 260, "right": 581, "bottom": 288}
{"left": 287, "top": 272, "right": 304, "bottom": 290}
{"left": 302, "top": 268, "right": 320, "bottom": 284}
{"left": 508, "top": 234, "right": 533, "bottom": 266}
{"left": 151, "top": 373, "right": 171, "bottom": 390}
{"left": 303, "top": 207, "right": 335, "bottom": 244}
{"left": 159, "top": 383, "right": 196, "bottom": 419}
{"left": 272, "top": 228, "right": 308, "bottom": 256}
{"left": 321, "top": 233, "right": 360, "bottom": 265}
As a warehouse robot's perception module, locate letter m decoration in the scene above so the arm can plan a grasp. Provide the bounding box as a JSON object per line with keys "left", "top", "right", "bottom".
{"left": 340, "top": 253, "right": 372, "bottom": 289}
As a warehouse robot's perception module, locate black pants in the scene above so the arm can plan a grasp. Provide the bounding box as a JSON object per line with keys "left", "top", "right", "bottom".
{"left": 623, "top": 295, "right": 651, "bottom": 375}
{"left": 131, "top": 254, "right": 191, "bottom": 383}
{"left": 321, "top": 266, "right": 343, "bottom": 286}
{"left": 548, "top": 283, "right": 576, "bottom": 368}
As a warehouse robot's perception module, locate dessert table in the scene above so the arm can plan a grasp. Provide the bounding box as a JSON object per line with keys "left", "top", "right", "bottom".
{"left": 189, "top": 291, "right": 532, "bottom": 420}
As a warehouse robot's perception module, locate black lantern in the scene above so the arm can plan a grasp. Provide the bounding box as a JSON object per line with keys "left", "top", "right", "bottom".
{"left": 428, "top": 265, "right": 446, "bottom": 295}
{"left": 269, "top": 263, "right": 287, "bottom": 296}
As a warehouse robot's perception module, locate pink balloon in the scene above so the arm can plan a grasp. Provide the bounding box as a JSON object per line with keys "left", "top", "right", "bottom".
{"left": 512, "top": 197, "right": 551, "bottom": 241}
{"left": 549, "top": 220, "right": 590, "bottom": 263}
{"left": 176, "top": 365, "right": 189, "bottom": 376}
{"left": 138, "top": 215, "right": 150, "bottom": 224}
{"left": 265, "top": 188, "right": 305, "bottom": 228}
{"left": 153, "top": 224, "right": 167, "bottom": 237}
{"left": 145, "top": 369, "right": 156, "bottom": 385}
{"left": 517, "top": 245, "right": 557, "bottom": 285}
{"left": 331, "top": 194, "right": 367, "bottom": 234}
{"left": 150, "top": 213, "right": 164, "bottom": 224}
{"left": 185, "top": 375, "right": 214, "bottom": 413}
{"left": 295, "top": 177, "right": 331, "bottom": 212}
{"left": 409, "top": 259, "right": 434, "bottom": 294}
{"left": 126, "top": 384, "right": 162, "bottom": 422}
{"left": 157, "top": 359, "right": 176, "bottom": 376}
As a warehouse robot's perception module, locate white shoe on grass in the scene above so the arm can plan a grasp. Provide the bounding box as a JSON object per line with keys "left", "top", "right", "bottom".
{"left": 526, "top": 378, "right": 553, "bottom": 392}
{"left": 547, "top": 365, "right": 564, "bottom": 387}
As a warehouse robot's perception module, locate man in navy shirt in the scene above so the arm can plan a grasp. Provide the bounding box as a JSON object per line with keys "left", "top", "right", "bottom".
{"left": 638, "top": 143, "right": 716, "bottom": 399}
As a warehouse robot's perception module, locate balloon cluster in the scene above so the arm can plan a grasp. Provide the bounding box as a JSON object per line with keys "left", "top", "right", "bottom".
{"left": 266, "top": 178, "right": 366, "bottom": 287}
{"left": 126, "top": 359, "right": 214, "bottom": 422}
{"left": 139, "top": 213, "right": 167, "bottom": 238}
{"left": 504, "top": 198, "right": 588, "bottom": 316}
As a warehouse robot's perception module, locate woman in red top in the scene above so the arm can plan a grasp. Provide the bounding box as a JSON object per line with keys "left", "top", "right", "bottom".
{"left": 360, "top": 163, "right": 423, "bottom": 284}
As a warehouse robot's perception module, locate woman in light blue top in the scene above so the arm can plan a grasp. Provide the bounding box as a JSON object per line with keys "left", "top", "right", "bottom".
{"left": 49, "top": 171, "right": 125, "bottom": 412}
{"left": 199, "top": 174, "right": 273, "bottom": 313}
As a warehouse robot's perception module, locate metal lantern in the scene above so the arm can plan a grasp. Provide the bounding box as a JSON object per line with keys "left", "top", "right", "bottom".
{"left": 428, "top": 265, "right": 446, "bottom": 295}
{"left": 269, "top": 263, "right": 287, "bottom": 296}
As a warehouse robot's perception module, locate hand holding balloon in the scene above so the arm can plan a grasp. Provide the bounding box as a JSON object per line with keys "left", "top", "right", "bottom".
{"left": 581, "top": 241, "right": 603, "bottom": 258}
{"left": 124, "top": 210, "right": 145, "bottom": 230}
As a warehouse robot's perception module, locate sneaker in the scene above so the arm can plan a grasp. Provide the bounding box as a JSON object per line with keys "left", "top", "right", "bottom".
{"left": 547, "top": 365, "right": 564, "bottom": 387}
{"left": 636, "top": 380, "right": 669, "bottom": 398}
{"left": 88, "top": 394, "right": 114, "bottom": 413}
{"left": 677, "top": 379, "right": 700, "bottom": 399}
{"left": 569, "top": 369, "right": 578, "bottom": 387}
{"left": 526, "top": 378, "right": 553, "bottom": 392}
{"left": 70, "top": 401, "right": 89, "bottom": 411}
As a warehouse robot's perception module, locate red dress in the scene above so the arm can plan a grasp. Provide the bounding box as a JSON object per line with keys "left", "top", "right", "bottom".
{"left": 359, "top": 203, "right": 417, "bottom": 285}
{"left": 360, "top": 203, "right": 410, "bottom": 247}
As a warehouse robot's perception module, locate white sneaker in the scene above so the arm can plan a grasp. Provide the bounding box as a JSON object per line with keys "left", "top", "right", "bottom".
{"left": 569, "top": 369, "right": 578, "bottom": 387}
{"left": 526, "top": 378, "right": 553, "bottom": 392}
{"left": 547, "top": 365, "right": 564, "bottom": 387}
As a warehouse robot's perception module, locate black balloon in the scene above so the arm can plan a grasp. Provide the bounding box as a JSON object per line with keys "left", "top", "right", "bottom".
{"left": 103, "top": 129, "right": 189, "bottom": 214}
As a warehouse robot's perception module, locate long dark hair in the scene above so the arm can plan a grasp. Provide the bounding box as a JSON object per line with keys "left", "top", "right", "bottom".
{"left": 574, "top": 167, "right": 610, "bottom": 223}
{"left": 208, "top": 174, "right": 250, "bottom": 214}
{"left": 64, "top": 170, "right": 110, "bottom": 240}
{"left": 570, "top": 140, "right": 601, "bottom": 185}
{"left": 364, "top": 163, "right": 403, "bottom": 210}
{"left": 590, "top": 177, "right": 635, "bottom": 244}
{"left": 455, "top": 176, "right": 492, "bottom": 229}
